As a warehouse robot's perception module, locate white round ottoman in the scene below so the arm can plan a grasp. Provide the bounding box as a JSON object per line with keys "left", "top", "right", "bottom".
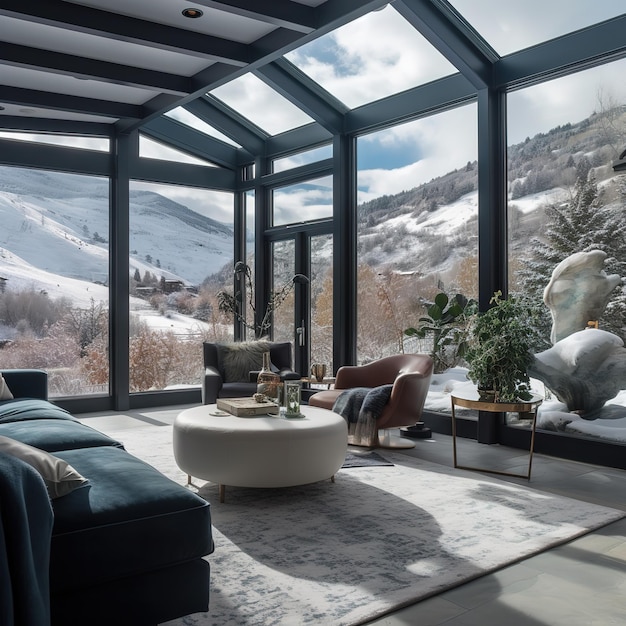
{"left": 173, "top": 404, "right": 348, "bottom": 502}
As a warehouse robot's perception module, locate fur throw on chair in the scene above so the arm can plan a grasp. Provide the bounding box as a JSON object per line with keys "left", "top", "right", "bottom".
{"left": 217, "top": 341, "right": 273, "bottom": 382}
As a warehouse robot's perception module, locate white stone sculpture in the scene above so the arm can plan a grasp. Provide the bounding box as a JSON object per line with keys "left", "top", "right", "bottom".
{"left": 543, "top": 250, "right": 621, "bottom": 344}
{"left": 529, "top": 329, "right": 626, "bottom": 416}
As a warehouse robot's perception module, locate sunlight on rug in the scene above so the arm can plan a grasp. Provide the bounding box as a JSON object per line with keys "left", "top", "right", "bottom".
{"left": 105, "top": 425, "right": 624, "bottom": 626}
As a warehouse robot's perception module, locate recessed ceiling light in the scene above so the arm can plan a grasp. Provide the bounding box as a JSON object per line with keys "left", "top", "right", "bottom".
{"left": 182, "top": 8, "right": 203, "bottom": 18}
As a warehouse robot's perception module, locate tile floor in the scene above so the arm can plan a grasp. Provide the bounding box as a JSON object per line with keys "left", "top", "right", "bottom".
{"left": 78, "top": 405, "right": 626, "bottom": 626}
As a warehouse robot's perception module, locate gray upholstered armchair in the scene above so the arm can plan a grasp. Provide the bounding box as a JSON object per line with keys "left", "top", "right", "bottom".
{"left": 202, "top": 341, "right": 300, "bottom": 405}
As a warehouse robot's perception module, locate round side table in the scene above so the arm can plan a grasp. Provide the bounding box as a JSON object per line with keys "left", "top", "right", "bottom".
{"left": 450, "top": 389, "right": 543, "bottom": 479}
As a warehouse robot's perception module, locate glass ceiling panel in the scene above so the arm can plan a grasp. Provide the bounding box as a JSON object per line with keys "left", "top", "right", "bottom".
{"left": 285, "top": 5, "right": 457, "bottom": 109}
{"left": 449, "top": 0, "right": 626, "bottom": 56}
{"left": 139, "top": 135, "right": 216, "bottom": 167}
{"left": 0, "top": 131, "right": 108, "bottom": 151}
{"left": 165, "top": 108, "right": 241, "bottom": 148}
{"left": 273, "top": 144, "right": 332, "bottom": 174}
{"left": 210, "top": 74, "right": 314, "bottom": 135}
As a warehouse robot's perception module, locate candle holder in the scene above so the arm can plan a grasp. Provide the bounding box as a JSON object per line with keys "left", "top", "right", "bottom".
{"left": 310, "top": 363, "right": 327, "bottom": 382}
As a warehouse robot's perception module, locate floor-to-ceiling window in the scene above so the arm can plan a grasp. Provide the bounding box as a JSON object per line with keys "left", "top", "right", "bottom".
{"left": 356, "top": 105, "right": 478, "bottom": 365}
{"left": 507, "top": 57, "right": 626, "bottom": 445}
{"left": 128, "top": 180, "right": 234, "bottom": 392}
{"left": 0, "top": 163, "right": 110, "bottom": 397}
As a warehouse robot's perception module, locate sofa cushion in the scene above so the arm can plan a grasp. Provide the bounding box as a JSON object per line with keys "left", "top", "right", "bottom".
{"left": 0, "top": 435, "right": 88, "bottom": 499}
{"left": 0, "top": 374, "right": 13, "bottom": 401}
{"left": 0, "top": 399, "right": 123, "bottom": 452}
{"left": 49, "top": 446, "right": 213, "bottom": 592}
{"left": 0, "top": 418, "right": 123, "bottom": 453}
{"left": 0, "top": 398, "right": 76, "bottom": 423}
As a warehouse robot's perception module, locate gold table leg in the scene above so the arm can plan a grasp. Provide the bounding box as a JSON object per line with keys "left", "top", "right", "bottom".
{"left": 451, "top": 398, "right": 537, "bottom": 480}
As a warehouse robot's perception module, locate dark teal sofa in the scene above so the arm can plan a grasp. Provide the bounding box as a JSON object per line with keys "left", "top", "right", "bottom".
{"left": 0, "top": 369, "right": 213, "bottom": 626}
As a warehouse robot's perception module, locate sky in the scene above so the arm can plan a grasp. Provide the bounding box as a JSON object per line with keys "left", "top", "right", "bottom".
{"left": 1, "top": 3, "right": 625, "bottom": 224}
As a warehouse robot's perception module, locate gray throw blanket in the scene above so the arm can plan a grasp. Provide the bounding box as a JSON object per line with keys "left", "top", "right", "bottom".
{"left": 332, "top": 385, "right": 393, "bottom": 424}
{"left": 333, "top": 385, "right": 393, "bottom": 446}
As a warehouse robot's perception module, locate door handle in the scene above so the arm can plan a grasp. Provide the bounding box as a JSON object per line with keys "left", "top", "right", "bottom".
{"left": 296, "top": 325, "right": 305, "bottom": 347}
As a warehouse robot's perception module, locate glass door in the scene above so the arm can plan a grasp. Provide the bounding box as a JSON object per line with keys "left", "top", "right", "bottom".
{"left": 270, "top": 231, "right": 333, "bottom": 381}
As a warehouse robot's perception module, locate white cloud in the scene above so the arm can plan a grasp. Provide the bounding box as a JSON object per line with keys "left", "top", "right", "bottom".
{"left": 130, "top": 180, "right": 234, "bottom": 225}
{"left": 273, "top": 177, "right": 333, "bottom": 224}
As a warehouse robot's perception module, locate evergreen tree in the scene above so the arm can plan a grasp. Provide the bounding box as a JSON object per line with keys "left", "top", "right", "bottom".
{"left": 518, "top": 174, "right": 626, "bottom": 345}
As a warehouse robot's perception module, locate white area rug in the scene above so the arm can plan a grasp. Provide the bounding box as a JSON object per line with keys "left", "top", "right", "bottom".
{"left": 105, "top": 425, "right": 624, "bottom": 626}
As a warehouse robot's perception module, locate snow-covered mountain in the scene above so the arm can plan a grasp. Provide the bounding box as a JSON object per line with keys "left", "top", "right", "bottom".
{"left": 0, "top": 166, "right": 234, "bottom": 299}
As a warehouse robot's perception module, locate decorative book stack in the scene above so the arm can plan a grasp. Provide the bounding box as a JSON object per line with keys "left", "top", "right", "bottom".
{"left": 216, "top": 398, "right": 279, "bottom": 417}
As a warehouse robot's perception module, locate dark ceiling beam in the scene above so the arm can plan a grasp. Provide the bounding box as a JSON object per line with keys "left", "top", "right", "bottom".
{"left": 142, "top": 116, "right": 244, "bottom": 169}
{"left": 259, "top": 158, "right": 333, "bottom": 188}
{"left": 345, "top": 73, "right": 476, "bottom": 135}
{"left": 264, "top": 123, "right": 332, "bottom": 161}
{"left": 185, "top": 96, "right": 267, "bottom": 155}
{"left": 130, "top": 155, "right": 236, "bottom": 191}
{"left": 0, "top": 116, "right": 112, "bottom": 137}
{"left": 0, "top": 85, "right": 142, "bottom": 120}
{"left": 0, "top": 42, "right": 192, "bottom": 95}
{"left": 394, "top": 0, "right": 496, "bottom": 89}
{"left": 140, "top": 93, "right": 193, "bottom": 120}
{"left": 495, "top": 15, "right": 626, "bottom": 89}
{"left": 255, "top": 58, "right": 347, "bottom": 134}
{"left": 185, "top": 0, "right": 316, "bottom": 33}
{"left": 0, "top": 0, "right": 251, "bottom": 65}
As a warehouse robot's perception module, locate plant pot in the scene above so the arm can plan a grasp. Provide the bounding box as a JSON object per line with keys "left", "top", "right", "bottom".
{"left": 477, "top": 386, "right": 497, "bottom": 402}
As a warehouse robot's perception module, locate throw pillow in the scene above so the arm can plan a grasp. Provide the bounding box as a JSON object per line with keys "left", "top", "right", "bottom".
{"left": 0, "top": 435, "right": 89, "bottom": 499}
{"left": 217, "top": 340, "right": 272, "bottom": 382}
{"left": 0, "top": 374, "right": 13, "bottom": 400}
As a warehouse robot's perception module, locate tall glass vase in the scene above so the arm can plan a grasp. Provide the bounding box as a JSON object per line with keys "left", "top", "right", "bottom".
{"left": 256, "top": 351, "right": 280, "bottom": 402}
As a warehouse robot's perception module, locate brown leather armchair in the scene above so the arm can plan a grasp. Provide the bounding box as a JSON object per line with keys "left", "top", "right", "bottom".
{"left": 308, "top": 354, "right": 434, "bottom": 447}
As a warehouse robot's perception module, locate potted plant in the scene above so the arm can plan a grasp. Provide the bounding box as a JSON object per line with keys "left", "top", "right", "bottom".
{"left": 404, "top": 292, "right": 476, "bottom": 373}
{"left": 464, "top": 291, "right": 535, "bottom": 402}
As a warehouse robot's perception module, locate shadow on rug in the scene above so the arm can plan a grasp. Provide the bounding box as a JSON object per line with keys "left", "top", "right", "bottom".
{"left": 103, "top": 426, "right": 624, "bottom": 626}
{"left": 165, "top": 453, "right": 624, "bottom": 626}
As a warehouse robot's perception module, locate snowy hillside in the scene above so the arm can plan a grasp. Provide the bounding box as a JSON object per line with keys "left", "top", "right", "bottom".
{"left": 0, "top": 166, "right": 234, "bottom": 291}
